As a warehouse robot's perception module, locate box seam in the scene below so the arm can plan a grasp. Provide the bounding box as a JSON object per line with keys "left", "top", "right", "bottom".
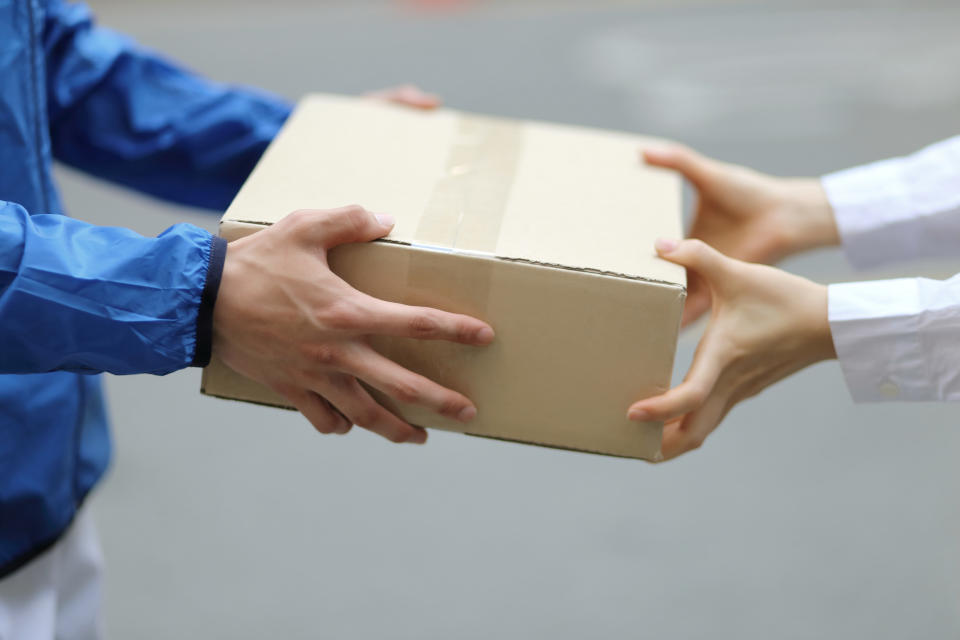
{"left": 221, "top": 220, "right": 686, "bottom": 290}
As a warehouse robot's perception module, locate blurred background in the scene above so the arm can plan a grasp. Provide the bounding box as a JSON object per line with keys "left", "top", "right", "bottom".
{"left": 66, "top": 0, "right": 960, "bottom": 637}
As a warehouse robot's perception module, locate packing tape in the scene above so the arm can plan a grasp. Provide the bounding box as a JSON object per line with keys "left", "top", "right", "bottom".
{"left": 406, "top": 114, "right": 525, "bottom": 317}
{"left": 414, "top": 114, "right": 524, "bottom": 253}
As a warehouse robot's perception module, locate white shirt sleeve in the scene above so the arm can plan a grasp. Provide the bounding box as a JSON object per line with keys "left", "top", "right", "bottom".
{"left": 823, "top": 135, "right": 960, "bottom": 402}
{"left": 829, "top": 276, "right": 960, "bottom": 402}
{"left": 822, "top": 135, "right": 960, "bottom": 268}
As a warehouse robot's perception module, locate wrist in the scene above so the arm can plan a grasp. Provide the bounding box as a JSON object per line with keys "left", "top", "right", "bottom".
{"left": 780, "top": 178, "right": 840, "bottom": 254}
{"left": 211, "top": 239, "right": 245, "bottom": 361}
{"left": 801, "top": 281, "right": 837, "bottom": 363}
{"left": 191, "top": 235, "right": 228, "bottom": 368}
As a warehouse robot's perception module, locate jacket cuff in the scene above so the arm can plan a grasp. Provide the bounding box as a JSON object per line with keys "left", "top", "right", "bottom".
{"left": 190, "top": 236, "right": 228, "bottom": 368}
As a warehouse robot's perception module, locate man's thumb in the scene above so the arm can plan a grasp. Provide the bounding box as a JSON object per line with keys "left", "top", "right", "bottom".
{"left": 305, "top": 205, "right": 395, "bottom": 249}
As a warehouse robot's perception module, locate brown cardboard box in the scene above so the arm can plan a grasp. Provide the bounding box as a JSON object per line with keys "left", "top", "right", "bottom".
{"left": 201, "top": 94, "right": 685, "bottom": 460}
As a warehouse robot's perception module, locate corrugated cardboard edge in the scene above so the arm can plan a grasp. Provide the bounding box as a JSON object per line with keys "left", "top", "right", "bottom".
{"left": 222, "top": 221, "right": 685, "bottom": 288}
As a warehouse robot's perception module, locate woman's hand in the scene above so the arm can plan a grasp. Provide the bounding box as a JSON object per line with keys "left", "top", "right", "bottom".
{"left": 627, "top": 239, "right": 836, "bottom": 461}
{"left": 365, "top": 84, "right": 441, "bottom": 110}
{"left": 642, "top": 145, "right": 840, "bottom": 326}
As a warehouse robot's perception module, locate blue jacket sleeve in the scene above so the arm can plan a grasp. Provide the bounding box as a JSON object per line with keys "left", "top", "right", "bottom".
{"left": 43, "top": 0, "right": 292, "bottom": 211}
{"left": 0, "top": 200, "right": 226, "bottom": 375}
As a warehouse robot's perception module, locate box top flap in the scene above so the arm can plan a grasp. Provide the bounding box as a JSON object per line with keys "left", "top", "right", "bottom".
{"left": 223, "top": 93, "right": 685, "bottom": 286}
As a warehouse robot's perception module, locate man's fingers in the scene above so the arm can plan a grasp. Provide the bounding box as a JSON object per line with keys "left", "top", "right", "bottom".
{"left": 366, "top": 84, "right": 441, "bottom": 110}
{"left": 319, "top": 374, "right": 428, "bottom": 445}
{"left": 346, "top": 346, "right": 478, "bottom": 423}
{"left": 358, "top": 295, "right": 495, "bottom": 345}
{"left": 286, "top": 206, "right": 395, "bottom": 249}
{"left": 641, "top": 144, "right": 717, "bottom": 189}
{"left": 283, "top": 387, "right": 352, "bottom": 435}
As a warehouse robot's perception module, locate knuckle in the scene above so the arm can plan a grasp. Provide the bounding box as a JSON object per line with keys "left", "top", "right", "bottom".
{"left": 686, "top": 238, "right": 708, "bottom": 255}
{"left": 341, "top": 205, "right": 369, "bottom": 230}
{"left": 305, "top": 343, "right": 342, "bottom": 367}
{"left": 455, "top": 319, "right": 477, "bottom": 344}
{"left": 388, "top": 380, "right": 421, "bottom": 404}
{"left": 321, "top": 299, "right": 361, "bottom": 332}
{"left": 284, "top": 209, "right": 313, "bottom": 233}
{"left": 354, "top": 406, "right": 382, "bottom": 427}
{"left": 686, "top": 380, "right": 712, "bottom": 406}
{"left": 408, "top": 312, "right": 440, "bottom": 337}
{"left": 438, "top": 396, "right": 466, "bottom": 419}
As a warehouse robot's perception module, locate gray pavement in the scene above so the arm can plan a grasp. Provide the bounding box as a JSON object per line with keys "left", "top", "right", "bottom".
{"left": 63, "top": 1, "right": 960, "bottom": 638}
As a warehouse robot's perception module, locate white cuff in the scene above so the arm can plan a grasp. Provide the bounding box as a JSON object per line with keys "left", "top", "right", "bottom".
{"left": 829, "top": 277, "right": 960, "bottom": 402}
{"left": 822, "top": 135, "right": 960, "bottom": 269}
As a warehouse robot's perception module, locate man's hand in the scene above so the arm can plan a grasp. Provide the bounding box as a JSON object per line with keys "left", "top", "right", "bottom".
{"left": 642, "top": 145, "right": 840, "bottom": 326}
{"left": 628, "top": 239, "right": 835, "bottom": 461}
{"left": 212, "top": 206, "right": 494, "bottom": 444}
{"left": 366, "top": 84, "right": 441, "bottom": 110}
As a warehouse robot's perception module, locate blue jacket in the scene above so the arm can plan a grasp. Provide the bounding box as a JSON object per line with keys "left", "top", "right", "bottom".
{"left": 0, "top": 0, "right": 290, "bottom": 577}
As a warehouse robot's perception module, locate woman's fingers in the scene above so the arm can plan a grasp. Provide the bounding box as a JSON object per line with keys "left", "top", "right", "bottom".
{"left": 641, "top": 145, "right": 718, "bottom": 189}
{"left": 628, "top": 299, "right": 728, "bottom": 422}
{"left": 345, "top": 346, "right": 477, "bottom": 423}
{"left": 658, "top": 417, "right": 686, "bottom": 460}
{"left": 660, "top": 395, "right": 731, "bottom": 460}
{"left": 365, "top": 84, "right": 441, "bottom": 110}
{"left": 655, "top": 237, "right": 730, "bottom": 274}
{"left": 628, "top": 239, "right": 732, "bottom": 424}
{"left": 681, "top": 271, "right": 712, "bottom": 328}
{"left": 656, "top": 237, "right": 741, "bottom": 302}
{"left": 319, "top": 374, "right": 428, "bottom": 445}
{"left": 627, "top": 347, "right": 723, "bottom": 423}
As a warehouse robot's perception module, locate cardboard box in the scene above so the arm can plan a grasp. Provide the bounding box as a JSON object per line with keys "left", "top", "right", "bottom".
{"left": 201, "top": 94, "right": 685, "bottom": 460}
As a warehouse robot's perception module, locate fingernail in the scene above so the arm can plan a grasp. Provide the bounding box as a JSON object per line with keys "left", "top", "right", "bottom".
{"left": 457, "top": 405, "right": 477, "bottom": 423}
{"left": 655, "top": 238, "right": 679, "bottom": 253}
{"left": 409, "top": 428, "right": 428, "bottom": 445}
{"left": 475, "top": 326, "right": 495, "bottom": 344}
{"left": 642, "top": 145, "right": 671, "bottom": 159}
{"left": 628, "top": 407, "right": 651, "bottom": 421}
{"left": 375, "top": 213, "right": 395, "bottom": 227}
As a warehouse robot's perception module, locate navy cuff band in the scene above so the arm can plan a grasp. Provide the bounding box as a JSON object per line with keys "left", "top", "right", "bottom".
{"left": 191, "top": 235, "right": 228, "bottom": 368}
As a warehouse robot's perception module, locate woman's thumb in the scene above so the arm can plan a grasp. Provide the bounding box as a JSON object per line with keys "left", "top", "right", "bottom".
{"left": 655, "top": 238, "right": 731, "bottom": 280}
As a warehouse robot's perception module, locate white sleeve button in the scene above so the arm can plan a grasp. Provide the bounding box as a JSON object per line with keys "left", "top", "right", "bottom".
{"left": 878, "top": 381, "right": 900, "bottom": 398}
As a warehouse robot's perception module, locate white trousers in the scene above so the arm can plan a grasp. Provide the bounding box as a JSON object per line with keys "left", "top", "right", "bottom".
{"left": 0, "top": 508, "right": 104, "bottom": 640}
